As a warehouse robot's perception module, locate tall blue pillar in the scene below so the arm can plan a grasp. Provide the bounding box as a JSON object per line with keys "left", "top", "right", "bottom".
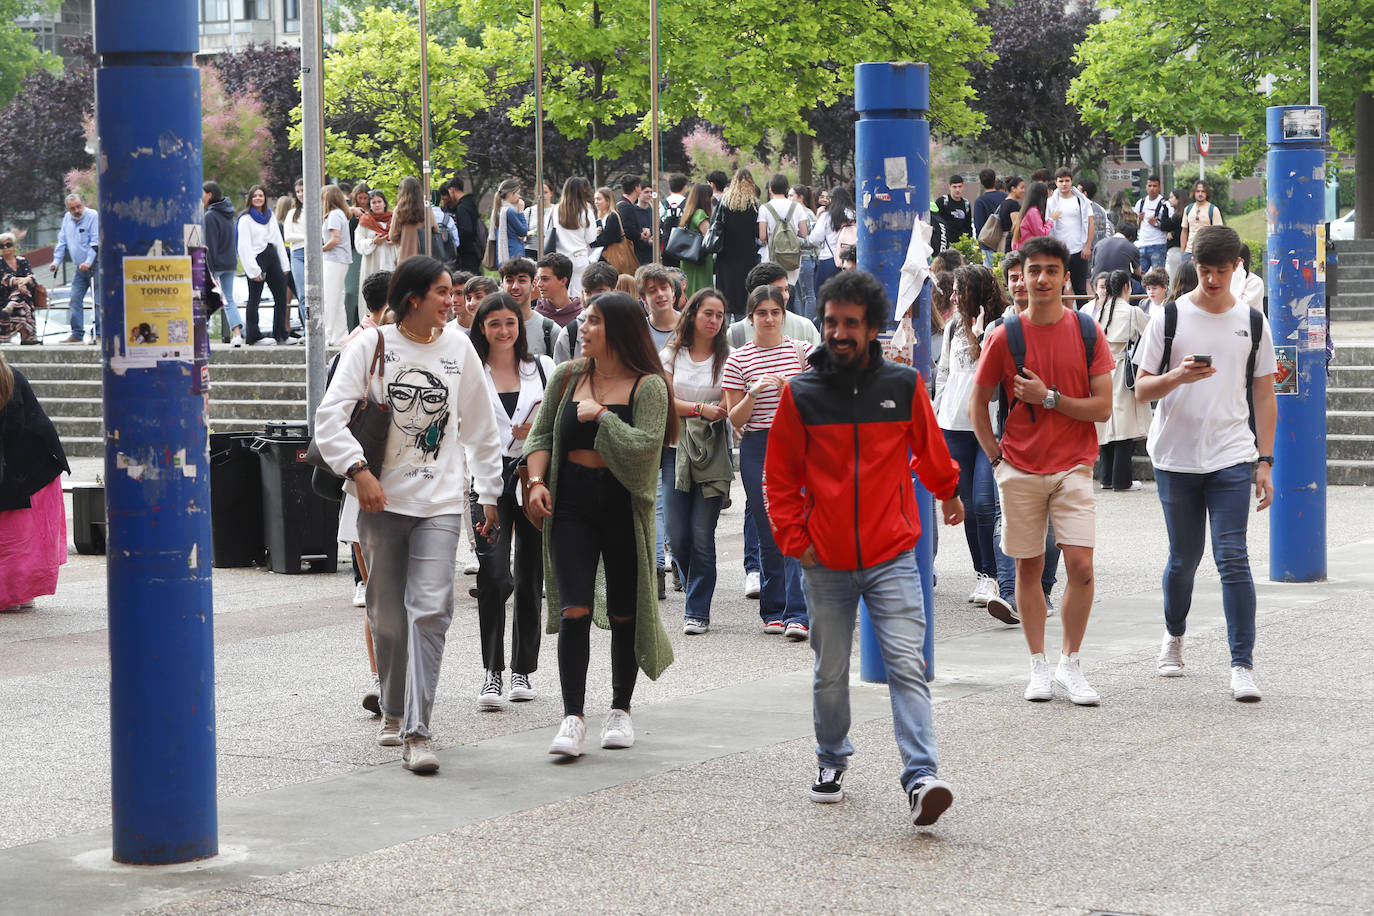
{"left": 853, "top": 62, "right": 933, "bottom": 682}
{"left": 97, "top": 0, "right": 218, "bottom": 863}
{"left": 1265, "top": 105, "right": 1327, "bottom": 582}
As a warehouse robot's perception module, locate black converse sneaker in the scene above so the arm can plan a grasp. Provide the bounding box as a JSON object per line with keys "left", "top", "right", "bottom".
{"left": 477, "top": 670, "right": 507, "bottom": 710}
{"left": 908, "top": 778, "right": 954, "bottom": 826}
{"left": 809, "top": 767, "right": 846, "bottom": 803}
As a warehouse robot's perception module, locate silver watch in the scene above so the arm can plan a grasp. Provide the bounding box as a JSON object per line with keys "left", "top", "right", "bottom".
{"left": 1041, "top": 386, "right": 1061, "bottom": 410}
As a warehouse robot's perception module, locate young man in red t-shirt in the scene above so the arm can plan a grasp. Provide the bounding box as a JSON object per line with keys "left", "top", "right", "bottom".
{"left": 969, "top": 236, "right": 1114, "bottom": 705}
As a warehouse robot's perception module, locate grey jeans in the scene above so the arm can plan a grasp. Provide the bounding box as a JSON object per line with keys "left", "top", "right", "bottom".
{"left": 358, "top": 510, "right": 464, "bottom": 739}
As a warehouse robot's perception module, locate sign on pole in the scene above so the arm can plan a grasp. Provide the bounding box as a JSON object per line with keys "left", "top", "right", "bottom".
{"left": 1197, "top": 130, "right": 1211, "bottom": 156}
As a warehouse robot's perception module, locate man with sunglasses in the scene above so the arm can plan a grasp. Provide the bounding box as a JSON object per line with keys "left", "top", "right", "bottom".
{"left": 50, "top": 194, "right": 100, "bottom": 345}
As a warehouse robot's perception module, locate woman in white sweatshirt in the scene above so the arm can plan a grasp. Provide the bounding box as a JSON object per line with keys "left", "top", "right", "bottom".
{"left": 235, "top": 184, "right": 292, "bottom": 345}
{"left": 314, "top": 255, "right": 504, "bottom": 774}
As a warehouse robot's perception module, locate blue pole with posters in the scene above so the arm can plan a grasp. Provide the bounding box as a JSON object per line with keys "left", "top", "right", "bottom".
{"left": 853, "top": 62, "right": 934, "bottom": 682}
{"left": 97, "top": 0, "right": 218, "bottom": 863}
{"left": 1265, "top": 105, "right": 1327, "bottom": 582}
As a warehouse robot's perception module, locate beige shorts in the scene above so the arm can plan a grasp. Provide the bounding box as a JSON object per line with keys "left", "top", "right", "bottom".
{"left": 995, "top": 462, "right": 1096, "bottom": 558}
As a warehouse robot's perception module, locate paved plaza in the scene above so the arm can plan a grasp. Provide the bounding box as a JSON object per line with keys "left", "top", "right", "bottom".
{"left": 1, "top": 457, "right": 1371, "bottom": 915}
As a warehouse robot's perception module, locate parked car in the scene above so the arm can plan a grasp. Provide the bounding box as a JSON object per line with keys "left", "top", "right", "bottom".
{"left": 1330, "top": 209, "right": 1355, "bottom": 241}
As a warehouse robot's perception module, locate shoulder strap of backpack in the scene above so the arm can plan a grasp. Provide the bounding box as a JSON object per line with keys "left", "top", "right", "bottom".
{"left": 543, "top": 317, "right": 554, "bottom": 356}
{"left": 784, "top": 201, "right": 796, "bottom": 224}
{"left": 1000, "top": 312, "right": 1035, "bottom": 428}
{"left": 1157, "top": 301, "right": 1178, "bottom": 375}
{"left": 535, "top": 356, "right": 547, "bottom": 388}
{"left": 1246, "top": 307, "right": 1263, "bottom": 442}
{"left": 1073, "top": 307, "right": 1097, "bottom": 369}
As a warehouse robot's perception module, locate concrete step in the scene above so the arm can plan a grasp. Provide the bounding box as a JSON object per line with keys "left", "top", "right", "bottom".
{"left": 1335, "top": 263, "right": 1374, "bottom": 280}
{"left": 1328, "top": 411, "right": 1374, "bottom": 435}
{"left": 15, "top": 360, "right": 308, "bottom": 383}
{"left": 28, "top": 379, "right": 307, "bottom": 402}
{"left": 1335, "top": 278, "right": 1374, "bottom": 296}
{"left": 1333, "top": 346, "right": 1374, "bottom": 367}
{"left": 1327, "top": 435, "right": 1374, "bottom": 460}
{"left": 1327, "top": 459, "right": 1374, "bottom": 486}
{"left": 13, "top": 362, "right": 102, "bottom": 381}
{"left": 1331, "top": 309, "right": 1374, "bottom": 323}
{"left": 40, "top": 397, "right": 307, "bottom": 421}
{"left": 1337, "top": 238, "right": 1374, "bottom": 255}
{"left": 1329, "top": 365, "right": 1374, "bottom": 386}
{"left": 61, "top": 436, "right": 105, "bottom": 458}
{"left": 1327, "top": 388, "right": 1374, "bottom": 410}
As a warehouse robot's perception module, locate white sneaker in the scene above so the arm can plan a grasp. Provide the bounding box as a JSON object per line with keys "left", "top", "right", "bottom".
{"left": 231, "top": 331, "right": 244, "bottom": 348}
{"left": 1044, "top": 590, "right": 1057, "bottom": 618}
{"left": 377, "top": 714, "right": 403, "bottom": 747}
{"left": 250, "top": 336, "right": 276, "bottom": 346}
{"left": 464, "top": 557, "right": 480, "bottom": 575}
{"left": 352, "top": 581, "right": 367, "bottom": 608}
{"left": 683, "top": 619, "right": 709, "bottom": 635}
{"left": 744, "top": 570, "right": 761, "bottom": 599}
{"left": 477, "top": 670, "right": 507, "bottom": 710}
{"left": 402, "top": 736, "right": 439, "bottom": 773}
{"left": 969, "top": 575, "right": 995, "bottom": 607}
{"left": 600, "top": 709, "right": 635, "bottom": 749}
{"left": 1054, "top": 653, "right": 1101, "bottom": 706}
{"left": 1158, "top": 633, "right": 1185, "bottom": 677}
{"left": 509, "top": 672, "right": 535, "bottom": 702}
{"left": 1024, "top": 653, "right": 1053, "bottom": 702}
{"left": 1230, "top": 666, "right": 1262, "bottom": 702}
{"left": 549, "top": 715, "right": 586, "bottom": 756}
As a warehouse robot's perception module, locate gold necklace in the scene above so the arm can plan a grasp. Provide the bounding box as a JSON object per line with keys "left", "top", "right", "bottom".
{"left": 397, "top": 322, "right": 438, "bottom": 344}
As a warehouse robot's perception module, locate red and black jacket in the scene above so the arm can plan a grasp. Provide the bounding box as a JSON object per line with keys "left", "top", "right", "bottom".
{"left": 764, "top": 342, "right": 960, "bottom": 571}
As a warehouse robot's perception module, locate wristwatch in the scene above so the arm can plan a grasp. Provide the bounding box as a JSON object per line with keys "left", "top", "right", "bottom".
{"left": 1041, "top": 386, "right": 1061, "bottom": 410}
{"left": 744, "top": 383, "right": 756, "bottom": 399}
{"left": 527, "top": 475, "right": 545, "bottom": 487}
{"left": 1257, "top": 456, "right": 1274, "bottom": 467}
{"left": 345, "top": 460, "right": 369, "bottom": 480}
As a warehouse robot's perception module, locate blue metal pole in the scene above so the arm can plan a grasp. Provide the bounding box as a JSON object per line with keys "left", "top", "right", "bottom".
{"left": 853, "top": 62, "right": 933, "bottom": 682}
{"left": 97, "top": 0, "right": 217, "bottom": 863}
{"left": 1265, "top": 105, "right": 1328, "bottom": 583}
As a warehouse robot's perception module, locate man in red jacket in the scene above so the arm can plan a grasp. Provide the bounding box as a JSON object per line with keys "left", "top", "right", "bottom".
{"left": 766, "top": 269, "right": 964, "bottom": 827}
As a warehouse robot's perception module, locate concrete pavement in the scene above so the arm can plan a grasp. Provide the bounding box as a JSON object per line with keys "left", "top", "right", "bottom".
{"left": 1, "top": 467, "right": 1371, "bottom": 914}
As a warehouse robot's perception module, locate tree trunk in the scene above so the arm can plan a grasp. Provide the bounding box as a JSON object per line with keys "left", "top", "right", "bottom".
{"left": 1357, "top": 91, "right": 1374, "bottom": 239}
{"left": 798, "top": 132, "right": 813, "bottom": 187}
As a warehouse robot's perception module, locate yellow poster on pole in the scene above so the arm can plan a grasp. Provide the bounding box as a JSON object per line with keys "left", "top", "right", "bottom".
{"left": 122, "top": 256, "right": 194, "bottom": 362}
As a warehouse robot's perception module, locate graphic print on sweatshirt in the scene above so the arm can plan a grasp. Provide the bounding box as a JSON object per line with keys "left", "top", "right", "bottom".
{"left": 385, "top": 365, "right": 451, "bottom": 471}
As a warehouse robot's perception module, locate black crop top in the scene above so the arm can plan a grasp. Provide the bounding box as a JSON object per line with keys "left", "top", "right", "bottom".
{"left": 560, "top": 375, "right": 641, "bottom": 452}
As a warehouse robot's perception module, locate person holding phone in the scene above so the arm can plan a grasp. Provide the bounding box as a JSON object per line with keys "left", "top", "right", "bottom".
{"left": 469, "top": 292, "right": 556, "bottom": 709}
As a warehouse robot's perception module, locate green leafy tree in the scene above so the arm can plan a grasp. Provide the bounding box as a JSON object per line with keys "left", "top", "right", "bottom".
{"left": 297, "top": 6, "right": 496, "bottom": 191}
{"left": 0, "top": 0, "right": 59, "bottom": 107}
{"left": 1068, "top": 0, "right": 1374, "bottom": 178}
{"left": 453, "top": 0, "right": 989, "bottom": 185}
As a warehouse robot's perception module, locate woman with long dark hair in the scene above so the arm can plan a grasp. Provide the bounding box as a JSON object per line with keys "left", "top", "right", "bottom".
{"left": 315, "top": 255, "right": 504, "bottom": 774}
{"left": 390, "top": 177, "right": 438, "bottom": 264}
{"left": 712, "top": 168, "right": 761, "bottom": 318}
{"left": 282, "top": 178, "right": 308, "bottom": 330}
{"left": 679, "top": 182, "right": 716, "bottom": 297}
{"left": 808, "top": 185, "right": 856, "bottom": 294}
{"left": 523, "top": 292, "right": 677, "bottom": 758}
{"left": 235, "top": 184, "right": 292, "bottom": 345}
{"left": 1012, "top": 181, "right": 1052, "bottom": 249}
{"left": 934, "top": 265, "right": 1009, "bottom": 612}
{"left": 320, "top": 184, "right": 354, "bottom": 348}
{"left": 661, "top": 288, "right": 732, "bottom": 634}
{"left": 547, "top": 177, "right": 599, "bottom": 297}
{"left": 355, "top": 190, "right": 397, "bottom": 287}
{"left": 469, "top": 292, "right": 555, "bottom": 708}
{"left": 1090, "top": 269, "right": 1153, "bottom": 491}
{"left": 490, "top": 179, "right": 527, "bottom": 266}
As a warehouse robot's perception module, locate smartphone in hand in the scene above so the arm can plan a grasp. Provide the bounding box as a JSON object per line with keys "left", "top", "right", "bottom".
{"left": 1189, "top": 354, "right": 1213, "bottom": 367}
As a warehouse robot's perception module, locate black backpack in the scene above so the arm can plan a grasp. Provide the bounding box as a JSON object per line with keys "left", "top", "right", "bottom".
{"left": 660, "top": 199, "right": 684, "bottom": 267}
{"left": 1157, "top": 300, "right": 1264, "bottom": 442}
{"left": 995, "top": 309, "right": 1098, "bottom": 439}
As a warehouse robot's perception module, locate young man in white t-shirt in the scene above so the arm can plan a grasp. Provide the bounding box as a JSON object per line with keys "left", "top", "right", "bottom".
{"left": 757, "top": 172, "right": 810, "bottom": 287}
{"left": 1132, "top": 225, "right": 1277, "bottom": 703}
{"left": 1044, "top": 167, "right": 1094, "bottom": 297}
{"left": 1134, "top": 175, "right": 1172, "bottom": 274}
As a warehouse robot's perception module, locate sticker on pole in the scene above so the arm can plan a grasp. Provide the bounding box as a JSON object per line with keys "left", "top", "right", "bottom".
{"left": 1315, "top": 223, "right": 1326, "bottom": 283}
{"left": 121, "top": 256, "right": 195, "bottom": 364}
{"left": 1281, "top": 108, "right": 1323, "bottom": 141}
{"left": 1273, "top": 346, "right": 1298, "bottom": 396}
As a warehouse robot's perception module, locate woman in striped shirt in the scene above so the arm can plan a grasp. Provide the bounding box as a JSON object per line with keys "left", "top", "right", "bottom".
{"left": 722, "top": 285, "right": 812, "bottom": 639}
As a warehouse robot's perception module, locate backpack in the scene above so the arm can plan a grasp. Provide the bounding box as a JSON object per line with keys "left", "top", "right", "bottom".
{"left": 1156, "top": 300, "right": 1264, "bottom": 442}
{"left": 766, "top": 200, "right": 802, "bottom": 272}
{"left": 425, "top": 209, "right": 459, "bottom": 267}
{"left": 834, "top": 219, "right": 858, "bottom": 268}
{"left": 660, "top": 199, "right": 684, "bottom": 267}
{"left": 994, "top": 309, "right": 1099, "bottom": 439}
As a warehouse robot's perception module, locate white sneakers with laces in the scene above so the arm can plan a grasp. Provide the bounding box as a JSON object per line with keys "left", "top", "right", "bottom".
{"left": 1230, "top": 666, "right": 1262, "bottom": 702}
{"left": 377, "top": 715, "right": 403, "bottom": 747}
{"left": 548, "top": 715, "right": 586, "bottom": 757}
{"left": 1024, "top": 653, "right": 1053, "bottom": 702}
{"left": 1158, "top": 633, "right": 1185, "bottom": 676}
{"left": 508, "top": 672, "right": 535, "bottom": 702}
{"left": 478, "top": 670, "right": 507, "bottom": 710}
{"left": 1054, "top": 653, "right": 1101, "bottom": 706}
{"left": 352, "top": 581, "right": 367, "bottom": 608}
{"left": 968, "top": 574, "right": 996, "bottom": 607}
{"left": 744, "top": 570, "right": 761, "bottom": 599}
{"left": 600, "top": 709, "right": 635, "bottom": 749}
{"left": 403, "top": 736, "right": 439, "bottom": 773}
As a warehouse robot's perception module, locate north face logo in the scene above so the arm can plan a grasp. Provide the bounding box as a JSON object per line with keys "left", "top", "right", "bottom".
{"left": 1235, "top": 329, "right": 1250, "bottom": 338}
{"left": 879, "top": 399, "right": 896, "bottom": 409}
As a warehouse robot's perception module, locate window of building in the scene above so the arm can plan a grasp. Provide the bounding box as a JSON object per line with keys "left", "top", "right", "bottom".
{"left": 200, "top": 0, "right": 230, "bottom": 34}
{"left": 284, "top": 0, "right": 300, "bottom": 32}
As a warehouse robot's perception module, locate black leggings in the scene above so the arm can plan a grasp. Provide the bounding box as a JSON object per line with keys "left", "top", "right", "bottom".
{"left": 551, "top": 462, "right": 638, "bottom": 717}
{"left": 472, "top": 457, "right": 543, "bottom": 675}
{"left": 245, "top": 248, "right": 290, "bottom": 343}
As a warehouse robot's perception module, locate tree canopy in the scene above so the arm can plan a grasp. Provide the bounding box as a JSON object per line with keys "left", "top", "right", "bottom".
{"left": 212, "top": 44, "right": 302, "bottom": 191}
{"left": 1068, "top": 0, "right": 1374, "bottom": 175}
{"left": 0, "top": 35, "right": 92, "bottom": 223}
{"left": 0, "top": 0, "right": 59, "bottom": 107}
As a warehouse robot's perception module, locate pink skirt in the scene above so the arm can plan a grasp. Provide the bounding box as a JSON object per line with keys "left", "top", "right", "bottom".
{"left": 0, "top": 477, "right": 68, "bottom": 608}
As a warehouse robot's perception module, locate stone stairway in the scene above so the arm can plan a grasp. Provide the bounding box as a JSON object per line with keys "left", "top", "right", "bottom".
{"left": 1327, "top": 341, "right": 1374, "bottom": 485}
{"left": 1332, "top": 238, "right": 1374, "bottom": 322}
{"left": 3, "top": 344, "right": 308, "bottom": 458}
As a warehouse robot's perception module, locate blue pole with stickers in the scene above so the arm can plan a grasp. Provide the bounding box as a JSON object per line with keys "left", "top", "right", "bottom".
{"left": 97, "top": 0, "right": 218, "bottom": 863}
{"left": 854, "top": 62, "right": 935, "bottom": 681}
{"left": 1265, "top": 104, "right": 1327, "bottom": 582}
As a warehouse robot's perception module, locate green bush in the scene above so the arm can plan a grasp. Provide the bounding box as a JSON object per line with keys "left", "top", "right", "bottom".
{"left": 1173, "top": 162, "right": 1234, "bottom": 216}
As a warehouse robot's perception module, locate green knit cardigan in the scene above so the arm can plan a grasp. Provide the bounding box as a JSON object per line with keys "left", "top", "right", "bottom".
{"left": 523, "top": 360, "right": 675, "bottom": 681}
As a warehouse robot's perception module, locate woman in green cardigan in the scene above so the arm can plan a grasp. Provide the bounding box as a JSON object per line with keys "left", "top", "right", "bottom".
{"left": 524, "top": 292, "right": 678, "bottom": 758}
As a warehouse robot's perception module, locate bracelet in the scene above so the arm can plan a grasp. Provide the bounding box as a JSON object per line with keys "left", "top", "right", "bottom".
{"left": 594, "top": 406, "right": 608, "bottom": 423}
{"left": 990, "top": 455, "right": 1003, "bottom": 468}
{"left": 345, "top": 460, "right": 369, "bottom": 480}
{"left": 692, "top": 402, "right": 702, "bottom": 417}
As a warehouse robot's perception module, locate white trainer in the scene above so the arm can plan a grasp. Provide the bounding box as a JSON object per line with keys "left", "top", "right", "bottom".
{"left": 973, "top": 575, "right": 997, "bottom": 607}
{"left": 600, "top": 709, "right": 635, "bottom": 749}
{"left": 1054, "top": 653, "right": 1101, "bottom": 706}
{"left": 352, "top": 581, "right": 367, "bottom": 608}
{"left": 402, "top": 736, "right": 439, "bottom": 773}
{"left": 744, "top": 570, "right": 761, "bottom": 599}
{"left": 548, "top": 715, "right": 586, "bottom": 757}
{"left": 1230, "top": 666, "right": 1262, "bottom": 702}
{"left": 1024, "top": 653, "right": 1053, "bottom": 702}
{"left": 377, "top": 715, "right": 403, "bottom": 747}
{"left": 230, "top": 331, "right": 244, "bottom": 348}
{"left": 1158, "top": 633, "right": 1185, "bottom": 677}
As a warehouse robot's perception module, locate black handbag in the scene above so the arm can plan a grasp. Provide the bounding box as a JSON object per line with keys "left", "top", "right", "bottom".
{"left": 702, "top": 206, "right": 725, "bottom": 255}
{"left": 305, "top": 332, "right": 390, "bottom": 500}
{"left": 664, "top": 226, "right": 705, "bottom": 264}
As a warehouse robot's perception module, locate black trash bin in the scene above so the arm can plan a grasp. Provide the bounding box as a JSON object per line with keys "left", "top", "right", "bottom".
{"left": 252, "top": 429, "right": 340, "bottom": 574}
{"left": 209, "top": 431, "right": 266, "bottom": 567}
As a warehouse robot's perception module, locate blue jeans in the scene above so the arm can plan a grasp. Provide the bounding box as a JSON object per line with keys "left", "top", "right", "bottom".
{"left": 739, "top": 430, "right": 806, "bottom": 624}
{"left": 993, "top": 501, "right": 1059, "bottom": 600}
{"left": 215, "top": 269, "right": 243, "bottom": 333}
{"left": 1139, "top": 244, "right": 1167, "bottom": 274}
{"left": 663, "top": 450, "right": 724, "bottom": 623}
{"left": 67, "top": 262, "right": 101, "bottom": 337}
{"left": 656, "top": 447, "right": 672, "bottom": 570}
{"left": 941, "top": 429, "right": 998, "bottom": 579}
{"left": 743, "top": 504, "right": 760, "bottom": 573}
{"left": 803, "top": 552, "right": 938, "bottom": 791}
{"left": 979, "top": 245, "right": 998, "bottom": 267}
{"left": 794, "top": 252, "right": 817, "bottom": 321}
{"left": 1155, "top": 464, "right": 1257, "bottom": 668}
{"left": 291, "top": 246, "right": 307, "bottom": 327}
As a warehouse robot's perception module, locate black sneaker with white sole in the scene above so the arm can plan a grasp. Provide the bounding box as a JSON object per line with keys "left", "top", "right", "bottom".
{"left": 809, "top": 767, "right": 845, "bottom": 803}
{"left": 986, "top": 593, "right": 1019, "bottom": 625}
{"left": 908, "top": 778, "right": 954, "bottom": 826}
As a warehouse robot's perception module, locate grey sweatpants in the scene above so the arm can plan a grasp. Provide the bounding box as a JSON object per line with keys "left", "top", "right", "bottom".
{"left": 358, "top": 510, "right": 464, "bottom": 739}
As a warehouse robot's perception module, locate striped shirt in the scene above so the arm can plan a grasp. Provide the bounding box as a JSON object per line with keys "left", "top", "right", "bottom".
{"left": 721, "top": 338, "right": 813, "bottom": 432}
